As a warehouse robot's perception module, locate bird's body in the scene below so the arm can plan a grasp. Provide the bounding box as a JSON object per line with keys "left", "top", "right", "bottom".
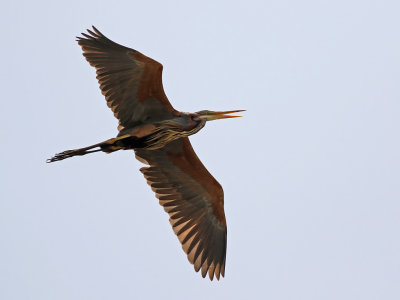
{"left": 48, "top": 27, "right": 243, "bottom": 280}
{"left": 49, "top": 113, "right": 206, "bottom": 161}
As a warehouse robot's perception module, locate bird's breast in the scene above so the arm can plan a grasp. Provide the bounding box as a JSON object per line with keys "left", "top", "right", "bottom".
{"left": 118, "top": 119, "right": 205, "bottom": 150}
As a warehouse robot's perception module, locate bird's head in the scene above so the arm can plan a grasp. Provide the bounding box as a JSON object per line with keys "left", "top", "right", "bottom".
{"left": 194, "top": 110, "right": 245, "bottom": 122}
{"left": 170, "top": 109, "right": 245, "bottom": 137}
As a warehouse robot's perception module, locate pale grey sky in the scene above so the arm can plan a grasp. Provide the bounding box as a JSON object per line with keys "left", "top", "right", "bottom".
{"left": 1, "top": 0, "right": 400, "bottom": 299}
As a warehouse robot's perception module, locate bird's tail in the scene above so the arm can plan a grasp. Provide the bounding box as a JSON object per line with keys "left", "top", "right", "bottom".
{"left": 46, "top": 136, "right": 130, "bottom": 163}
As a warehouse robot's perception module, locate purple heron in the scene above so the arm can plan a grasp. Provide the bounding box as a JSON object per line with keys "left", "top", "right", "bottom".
{"left": 47, "top": 27, "right": 244, "bottom": 280}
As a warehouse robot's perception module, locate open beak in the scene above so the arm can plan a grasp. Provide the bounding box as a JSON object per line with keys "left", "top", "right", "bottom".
{"left": 200, "top": 110, "right": 246, "bottom": 121}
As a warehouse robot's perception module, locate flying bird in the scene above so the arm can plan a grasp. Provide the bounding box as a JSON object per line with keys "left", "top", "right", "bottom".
{"left": 47, "top": 26, "right": 244, "bottom": 280}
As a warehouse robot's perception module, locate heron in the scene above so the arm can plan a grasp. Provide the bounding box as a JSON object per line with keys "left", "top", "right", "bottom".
{"left": 47, "top": 27, "right": 244, "bottom": 280}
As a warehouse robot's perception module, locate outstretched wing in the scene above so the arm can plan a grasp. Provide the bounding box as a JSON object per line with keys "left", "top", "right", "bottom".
{"left": 77, "top": 26, "right": 177, "bottom": 131}
{"left": 135, "top": 137, "right": 227, "bottom": 280}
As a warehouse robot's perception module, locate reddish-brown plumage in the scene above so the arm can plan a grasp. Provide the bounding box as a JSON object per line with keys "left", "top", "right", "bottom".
{"left": 54, "top": 27, "right": 233, "bottom": 280}
{"left": 131, "top": 51, "right": 169, "bottom": 106}
{"left": 167, "top": 138, "right": 226, "bottom": 226}
{"left": 77, "top": 27, "right": 176, "bottom": 132}
{"left": 136, "top": 138, "right": 227, "bottom": 280}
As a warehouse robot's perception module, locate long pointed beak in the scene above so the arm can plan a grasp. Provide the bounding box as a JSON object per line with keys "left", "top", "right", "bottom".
{"left": 200, "top": 110, "right": 246, "bottom": 121}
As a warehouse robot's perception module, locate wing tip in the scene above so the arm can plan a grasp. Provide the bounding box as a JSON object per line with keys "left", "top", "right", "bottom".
{"left": 76, "top": 25, "right": 105, "bottom": 44}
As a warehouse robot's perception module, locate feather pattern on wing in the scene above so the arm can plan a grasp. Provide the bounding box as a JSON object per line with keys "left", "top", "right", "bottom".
{"left": 135, "top": 137, "right": 227, "bottom": 280}
{"left": 77, "top": 26, "right": 177, "bottom": 131}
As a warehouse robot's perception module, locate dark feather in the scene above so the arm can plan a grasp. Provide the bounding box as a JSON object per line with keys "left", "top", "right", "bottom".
{"left": 136, "top": 137, "right": 227, "bottom": 280}
{"left": 77, "top": 26, "right": 177, "bottom": 131}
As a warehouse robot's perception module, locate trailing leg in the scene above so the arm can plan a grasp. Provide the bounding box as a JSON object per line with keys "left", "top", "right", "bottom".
{"left": 46, "top": 137, "right": 125, "bottom": 163}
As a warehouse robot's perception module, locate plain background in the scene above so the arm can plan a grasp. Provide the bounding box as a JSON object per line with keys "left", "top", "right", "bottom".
{"left": 1, "top": 0, "right": 399, "bottom": 299}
